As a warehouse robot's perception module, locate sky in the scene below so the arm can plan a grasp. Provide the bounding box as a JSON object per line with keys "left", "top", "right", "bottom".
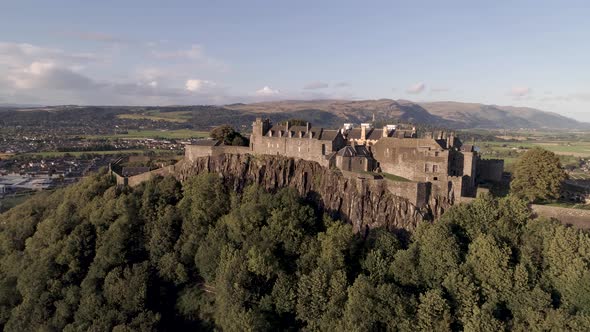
{"left": 0, "top": 0, "right": 589, "bottom": 121}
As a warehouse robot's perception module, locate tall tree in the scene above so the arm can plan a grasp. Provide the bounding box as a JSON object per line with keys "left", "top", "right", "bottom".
{"left": 510, "top": 147, "right": 568, "bottom": 202}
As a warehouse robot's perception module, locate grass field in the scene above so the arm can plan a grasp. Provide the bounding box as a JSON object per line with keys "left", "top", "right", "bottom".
{"left": 117, "top": 110, "right": 193, "bottom": 123}
{"left": 476, "top": 138, "right": 590, "bottom": 172}
{"left": 84, "top": 129, "right": 208, "bottom": 140}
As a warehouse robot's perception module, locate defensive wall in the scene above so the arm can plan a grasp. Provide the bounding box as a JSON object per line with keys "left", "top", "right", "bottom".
{"left": 185, "top": 145, "right": 250, "bottom": 161}
{"left": 339, "top": 170, "right": 430, "bottom": 208}
{"left": 530, "top": 204, "right": 590, "bottom": 229}
{"left": 110, "top": 164, "right": 178, "bottom": 187}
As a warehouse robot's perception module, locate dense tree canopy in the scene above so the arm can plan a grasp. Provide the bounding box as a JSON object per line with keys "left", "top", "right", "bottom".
{"left": 0, "top": 171, "right": 589, "bottom": 331}
{"left": 209, "top": 125, "right": 249, "bottom": 146}
{"left": 510, "top": 147, "right": 568, "bottom": 202}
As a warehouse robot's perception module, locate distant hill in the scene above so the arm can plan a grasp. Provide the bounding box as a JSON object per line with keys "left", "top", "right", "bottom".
{"left": 225, "top": 99, "right": 589, "bottom": 130}
{"left": 1, "top": 99, "right": 587, "bottom": 130}
{"left": 417, "top": 101, "right": 588, "bottom": 129}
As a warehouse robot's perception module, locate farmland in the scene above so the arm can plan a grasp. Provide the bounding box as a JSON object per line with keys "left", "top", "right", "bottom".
{"left": 117, "top": 110, "right": 193, "bottom": 123}
{"left": 471, "top": 130, "right": 590, "bottom": 172}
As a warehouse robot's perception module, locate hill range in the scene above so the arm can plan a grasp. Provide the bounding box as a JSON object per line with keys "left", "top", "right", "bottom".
{"left": 224, "top": 99, "right": 589, "bottom": 130}
{"left": 1, "top": 99, "right": 588, "bottom": 131}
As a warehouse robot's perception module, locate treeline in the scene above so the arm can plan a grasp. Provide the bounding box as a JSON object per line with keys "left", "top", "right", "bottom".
{"left": 0, "top": 172, "right": 589, "bottom": 331}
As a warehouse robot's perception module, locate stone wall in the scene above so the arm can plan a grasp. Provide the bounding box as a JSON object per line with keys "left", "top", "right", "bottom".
{"left": 372, "top": 137, "right": 451, "bottom": 182}
{"left": 250, "top": 135, "right": 335, "bottom": 167}
{"left": 185, "top": 145, "right": 249, "bottom": 162}
{"left": 384, "top": 180, "right": 429, "bottom": 208}
{"left": 531, "top": 204, "right": 590, "bottom": 229}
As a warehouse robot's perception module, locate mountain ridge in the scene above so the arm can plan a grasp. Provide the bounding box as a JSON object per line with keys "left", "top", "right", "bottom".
{"left": 225, "top": 99, "right": 589, "bottom": 130}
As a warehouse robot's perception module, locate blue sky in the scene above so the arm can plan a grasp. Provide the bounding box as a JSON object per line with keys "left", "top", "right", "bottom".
{"left": 1, "top": 0, "right": 589, "bottom": 121}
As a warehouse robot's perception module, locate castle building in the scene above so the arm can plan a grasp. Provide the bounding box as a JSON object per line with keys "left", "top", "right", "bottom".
{"left": 184, "top": 117, "right": 503, "bottom": 204}
{"left": 250, "top": 118, "right": 346, "bottom": 167}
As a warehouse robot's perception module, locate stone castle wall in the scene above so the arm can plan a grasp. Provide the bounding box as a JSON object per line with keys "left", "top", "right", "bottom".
{"left": 530, "top": 204, "right": 590, "bottom": 229}
{"left": 185, "top": 145, "right": 250, "bottom": 161}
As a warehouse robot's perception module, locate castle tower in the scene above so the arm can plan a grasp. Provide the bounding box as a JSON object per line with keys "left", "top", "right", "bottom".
{"left": 252, "top": 118, "right": 271, "bottom": 137}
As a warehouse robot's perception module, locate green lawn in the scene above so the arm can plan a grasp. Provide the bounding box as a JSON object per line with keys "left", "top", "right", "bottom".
{"left": 84, "top": 129, "right": 208, "bottom": 140}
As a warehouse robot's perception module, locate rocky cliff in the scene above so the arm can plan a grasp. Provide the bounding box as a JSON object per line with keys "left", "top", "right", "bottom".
{"left": 169, "top": 154, "right": 453, "bottom": 232}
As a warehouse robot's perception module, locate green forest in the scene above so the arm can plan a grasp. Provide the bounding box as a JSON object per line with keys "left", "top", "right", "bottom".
{"left": 0, "top": 171, "right": 589, "bottom": 331}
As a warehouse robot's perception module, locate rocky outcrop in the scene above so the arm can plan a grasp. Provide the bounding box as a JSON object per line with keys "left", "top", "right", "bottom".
{"left": 171, "top": 154, "right": 452, "bottom": 232}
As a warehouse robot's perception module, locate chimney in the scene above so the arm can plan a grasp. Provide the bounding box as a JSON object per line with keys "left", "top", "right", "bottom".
{"left": 361, "top": 125, "right": 366, "bottom": 140}
{"left": 285, "top": 121, "right": 289, "bottom": 137}
{"left": 306, "top": 122, "right": 311, "bottom": 132}
{"left": 382, "top": 126, "right": 388, "bottom": 137}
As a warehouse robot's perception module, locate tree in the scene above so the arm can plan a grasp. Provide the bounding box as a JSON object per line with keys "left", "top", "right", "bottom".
{"left": 209, "top": 125, "right": 248, "bottom": 146}
{"left": 510, "top": 147, "right": 568, "bottom": 202}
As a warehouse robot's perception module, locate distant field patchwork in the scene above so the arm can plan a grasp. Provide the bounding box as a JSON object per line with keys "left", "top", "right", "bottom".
{"left": 117, "top": 110, "right": 193, "bottom": 123}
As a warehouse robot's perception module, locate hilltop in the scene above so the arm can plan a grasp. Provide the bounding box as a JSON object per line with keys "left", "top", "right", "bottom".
{"left": 1, "top": 99, "right": 587, "bottom": 131}
{"left": 225, "top": 99, "right": 589, "bottom": 130}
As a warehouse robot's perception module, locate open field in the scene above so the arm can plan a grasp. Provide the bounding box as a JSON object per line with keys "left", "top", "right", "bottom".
{"left": 84, "top": 129, "right": 208, "bottom": 140}
{"left": 478, "top": 141, "right": 590, "bottom": 157}
{"left": 117, "top": 110, "right": 192, "bottom": 123}
{"left": 475, "top": 135, "right": 590, "bottom": 172}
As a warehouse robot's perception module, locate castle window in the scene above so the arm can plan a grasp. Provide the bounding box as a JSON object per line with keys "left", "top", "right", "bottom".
{"left": 435, "top": 151, "right": 439, "bottom": 157}
{"left": 433, "top": 165, "right": 439, "bottom": 172}
{"left": 425, "top": 163, "right": 430, "bottom": 172}
{"left": 322, "top": 144, "right": 326, "bottom": 155}
{"left": 434, "top": 177, "right": 438, "bottom": 180}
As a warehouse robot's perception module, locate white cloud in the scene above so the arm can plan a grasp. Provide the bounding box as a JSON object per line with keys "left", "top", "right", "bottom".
{"left": 508, "top": 86, "right": 532, "bottom": 97}
{"left": 185, "top": 79, "right": 215, "bottom": 92}
{"left": 256, "top": 86, "right": 280, "bottom": 96}
{"left": 303, "top": 81, "right": 329, "bottom": 90}
{"left": 8, "top": 61, "right": 98, "bottom": 90}
{"left": 0, "top": 42, "right": 97, "bottom": 68}
{"left": 406, "top": 82, "right": 426, "bottom": 94}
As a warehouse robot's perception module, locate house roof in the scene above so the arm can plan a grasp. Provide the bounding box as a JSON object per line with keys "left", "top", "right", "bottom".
{"left": 318, "top": 130, "right": 340, "bottom": 141}
{"left": 336, "top": 145, "right": 372, "bottom": 157}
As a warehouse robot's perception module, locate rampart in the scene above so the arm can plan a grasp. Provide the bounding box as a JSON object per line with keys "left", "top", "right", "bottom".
{"left": 185, "top": 145, "right": 249, "bottom": 161}
{"left": 530, "top": 204, "right": 590, "bottom": 229}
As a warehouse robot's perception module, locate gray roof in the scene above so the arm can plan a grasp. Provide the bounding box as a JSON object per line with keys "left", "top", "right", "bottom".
{"left": 318, "top": 130, "right": 340, "bottom": 141}
{"left": 337, "top": 145, "right": 372, "bottom": 157}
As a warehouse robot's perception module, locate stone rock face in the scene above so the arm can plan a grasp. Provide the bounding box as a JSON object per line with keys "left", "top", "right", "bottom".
{"left": 172, "top": 154, "right": 452, "bottom": 232}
